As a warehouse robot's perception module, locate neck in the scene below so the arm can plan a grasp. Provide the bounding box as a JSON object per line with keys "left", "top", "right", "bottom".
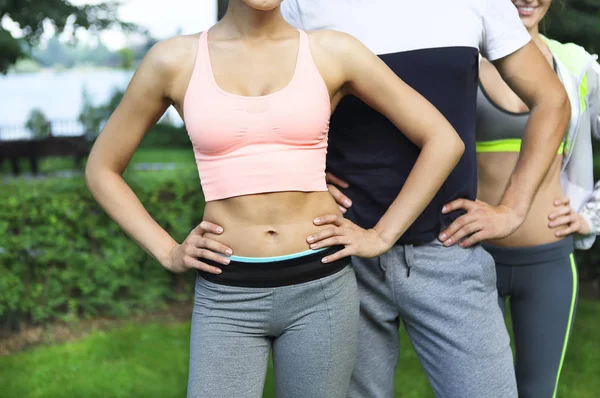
{"left": 220, "top": 0, "right": 287, "bottom": 38}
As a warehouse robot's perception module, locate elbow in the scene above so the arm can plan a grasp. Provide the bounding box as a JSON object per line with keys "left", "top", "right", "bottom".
{"left": 450, "top": 133, "right": 465, "bottom": 164}
{"left": 542, "top": 86, "right": 571, "bottom": 129}
{"left": 84, "top": 156, "right": 114, "bottom": 196}
{"left": 84, "top": 159, "right": 99, "bottom": 195}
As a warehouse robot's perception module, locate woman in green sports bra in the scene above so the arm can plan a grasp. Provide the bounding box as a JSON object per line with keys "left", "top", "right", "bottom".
{"left": 474, "top": 1, "right": 600, "bottom": 396}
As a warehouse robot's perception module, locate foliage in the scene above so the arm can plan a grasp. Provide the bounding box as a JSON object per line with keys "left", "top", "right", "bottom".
{"left": 0, "top": 0, "right": 136, "bottom": 73}
{"left": 32, "top": 36, "right": 113, "bottom": 69}
{"left": 8, "top": 58, "right": 42, "bottom": 74}
{"left": 25, "top": 108, "right": 52, "bottom": 138}
{"left": 77, "top": 86, "right": 189, "bottom": 146}
{"left": 77, "top": 87, "right": 124, "bottom": 136}
{"left": 138, "top": 123, "right": 192, "bottom": 149}
{"left": 78, "top": 87, "right": 106, "bottom": 135}
{"left": 545, "top": 0, "right": 600, "bottom": 52}
{"left": 0, "top": 170, "right": 205, "bottom": 330}
{"left": 118, "top": 47, "right": 134, "bottom": 70}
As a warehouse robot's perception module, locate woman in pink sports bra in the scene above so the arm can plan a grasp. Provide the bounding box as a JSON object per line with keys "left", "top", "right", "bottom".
{"left": 85, "top": 1, "right": 464, "bottom": 396}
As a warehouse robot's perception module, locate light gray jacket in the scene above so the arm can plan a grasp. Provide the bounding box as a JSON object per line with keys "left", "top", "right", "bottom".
{"left": 545, "top": 36, "right": 600, "bottom": 249}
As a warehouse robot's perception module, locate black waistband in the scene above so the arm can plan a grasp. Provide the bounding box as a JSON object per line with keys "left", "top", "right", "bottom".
{"left": 199, "top": 246, "right": 348, "bottom": 288}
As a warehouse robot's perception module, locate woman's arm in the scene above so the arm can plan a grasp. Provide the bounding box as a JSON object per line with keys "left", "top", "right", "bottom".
{"left": 85, "top": 37, "right": 231, "bottom": 273}
{"left": 307, "top": 31, "right": 464, "bottom": 261}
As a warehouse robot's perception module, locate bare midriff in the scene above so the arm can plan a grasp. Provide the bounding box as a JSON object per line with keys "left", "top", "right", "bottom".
{"left": 203, "top": 191, "right": 342, "bottom": 257}
{"left": 477, "top": 153, "right": 564, "bottom": 247}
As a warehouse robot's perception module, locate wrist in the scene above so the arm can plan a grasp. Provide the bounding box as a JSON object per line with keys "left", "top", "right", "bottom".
{"left": 373, "top": 225, "right": 400, "bottom": 247}
{"left": 498, "top": 201, "right": 527, "bottom": 224}
{"left": 158, "top": 241, "right": 180, "bottom": 270}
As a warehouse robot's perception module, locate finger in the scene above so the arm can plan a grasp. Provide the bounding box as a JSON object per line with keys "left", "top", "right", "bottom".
{"left": 327, "top": 184, "right": 353, "bottom": 209}
{"left": 438, "top": 214, "right": 477, "bottom": 242}
{"left": 442, "top": 222, "right": 483, "bottom": 247}
{"left": 548, "top": 206, "right": 571, "bottom": 220}
{"left": 307, "top": 227, "right": 337, "bottom": 244}
{"left": 553, "top": 196, "right": 571, "bottom": 207}
{"left": 458, "top": 231, "right": 487, "bottom": 248}
{"left": 549, "top": 215, "right": 574, "bottom": 229}
{"left": 338, "top": 205, "right": 347, "bottom": 214}
{"left": 556, "top": 223, "right": 578, "bottom": 237}
{"left": 184, "top": 257, "right": 222, "bottom": 274}
{"left": 441, "top": 198, "right": 477, "bottom": 214}
{"left": 310, "top": 236, "right": 353, "bottom": 250}
{"left": 194, "top": 237, "right": 233, "bottom": 257}
{"left": 192, "top": 221, "right": 223, "bottom": 235}
{"left": 313, "top": 214, "right": 344, "bottom": 227}
{"left": 191, "top": 248, "right": 231, "bottom": 265}
{"left": 322, "top": 247, "right": 352, "bottom": 263}
{"left": 325, "top": 172, "right": 350, "bottom": 188}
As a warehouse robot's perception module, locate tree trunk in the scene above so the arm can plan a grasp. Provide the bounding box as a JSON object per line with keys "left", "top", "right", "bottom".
{"left": 217, "top": 0, "right": 229, "bottom": 20}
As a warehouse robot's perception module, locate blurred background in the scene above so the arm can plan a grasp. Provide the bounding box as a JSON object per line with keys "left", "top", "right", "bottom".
{"left": 0, "top": 1, "right": 598, "bottom": 397}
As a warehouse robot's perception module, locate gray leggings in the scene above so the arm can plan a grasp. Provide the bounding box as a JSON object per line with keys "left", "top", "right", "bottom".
{"left": 187, "top": 265, "right": 359, "bottom": 398}
{"left": 484, "top": 236, "right": 578, "bottom": 398}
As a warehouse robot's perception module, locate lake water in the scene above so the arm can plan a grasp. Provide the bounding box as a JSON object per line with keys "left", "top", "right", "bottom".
{"left": 0, "top": 69, "right": 183, "bottom": 140}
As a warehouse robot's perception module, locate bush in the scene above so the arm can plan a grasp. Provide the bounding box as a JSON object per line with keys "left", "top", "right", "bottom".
{"left": 0, "top": 169, "right": 204, "bottom": 331}
{"left": 138, "top": 123, "right": 191, "bottom": 148}
{"left": 25, "top": 108, "right": 52, "bottom": 139}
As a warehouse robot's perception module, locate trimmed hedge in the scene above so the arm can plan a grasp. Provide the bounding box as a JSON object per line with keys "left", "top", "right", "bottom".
{"left": 0, "top": 169, "right": 204, "bottom": 331}
{"left": 1, "top": 166, "right": 598, "bottom": 331}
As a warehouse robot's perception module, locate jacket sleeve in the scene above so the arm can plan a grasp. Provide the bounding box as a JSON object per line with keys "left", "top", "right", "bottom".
{"left": 589, "top": 60, "right": 600, "bottom": 140}
{"left": 575, "top": 61, "right": 600, "bottom": 249}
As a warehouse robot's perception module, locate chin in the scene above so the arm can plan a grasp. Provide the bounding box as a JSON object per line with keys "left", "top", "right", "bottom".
{"left": 243, "top": 0, "right": 282, "bottom": 11}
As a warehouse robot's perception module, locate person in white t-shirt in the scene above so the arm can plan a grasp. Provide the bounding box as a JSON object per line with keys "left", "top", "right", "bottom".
{"left": 282, "top": 0, "right": 571, "bottom": 396}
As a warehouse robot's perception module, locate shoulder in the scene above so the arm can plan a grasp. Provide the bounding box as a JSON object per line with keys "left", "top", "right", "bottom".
{"left": 306, "top": 29, "right": 370, "bottom": 59}
{"left": 142, "top": 34, "right": 199, "bottom": 77}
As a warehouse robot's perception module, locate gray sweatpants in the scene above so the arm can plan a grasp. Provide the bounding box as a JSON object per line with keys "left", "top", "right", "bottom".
{"left": 348, "top": 239, "right": 517, "bottom": 398}
{"left": 187, "top": 265, "right": 359, "bottom": 398}
{"left": 486, "top": 237, "right": 578, "bottom": 398}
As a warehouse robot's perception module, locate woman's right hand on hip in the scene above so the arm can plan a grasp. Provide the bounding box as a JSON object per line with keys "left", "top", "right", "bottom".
{"left": 163, "top": 221, "right": 232, "bottom": 274}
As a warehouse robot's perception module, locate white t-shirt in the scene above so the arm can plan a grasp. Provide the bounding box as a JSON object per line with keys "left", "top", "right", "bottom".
{"left": 281, "top": 0, "right": 530, "bottom": 60}
{"left": 280, "top": 0, "right": 532, "bottom": 244}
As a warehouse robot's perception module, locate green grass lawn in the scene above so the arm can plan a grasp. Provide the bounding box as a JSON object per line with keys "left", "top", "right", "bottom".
{"left": 0, "top": 148, "right": 195, "bottom": 175}
{"left": 1, "top": 300, "right": 599, "bottom": 398}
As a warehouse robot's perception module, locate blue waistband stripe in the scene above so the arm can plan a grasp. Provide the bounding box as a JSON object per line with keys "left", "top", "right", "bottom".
{"left": 222, "top": 248, "right": 328, "bottom": 263}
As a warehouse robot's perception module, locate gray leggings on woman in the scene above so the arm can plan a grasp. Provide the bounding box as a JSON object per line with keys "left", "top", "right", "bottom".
{"left": 485, "top": 236, "right": 578, "bottom": 398}
{"left": 187, "top": 265, "right": 359, "bottom": 398}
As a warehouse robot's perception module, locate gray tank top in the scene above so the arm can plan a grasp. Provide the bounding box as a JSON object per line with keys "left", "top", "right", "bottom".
{"left": 476, "top": 58, "right": 560, "bottom": 152}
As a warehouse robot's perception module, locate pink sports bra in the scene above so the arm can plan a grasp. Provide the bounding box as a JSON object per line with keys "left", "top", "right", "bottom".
{"left": 183, "top": 29, "right": 331, "bottom": 202}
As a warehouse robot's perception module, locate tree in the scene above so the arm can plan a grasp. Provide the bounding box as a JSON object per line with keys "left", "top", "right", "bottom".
{"left": 0, "top": 0, "right": 135, "bottom": 73}
{"left": 118, "top": 47, "right": 134, "bottom": 69}
{"left": 25, "top": 108, "right": 52, "bottom": 139}
{"left": 78, "top": 87, "right": 124, "bottom": 137}
{"left": 544, "top": 0, "right": 600, "bottom": 52}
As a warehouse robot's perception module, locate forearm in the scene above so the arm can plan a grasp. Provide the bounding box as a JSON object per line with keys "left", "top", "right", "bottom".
{"left": 500, "top": 96, "right": 570, "bottom": 218}
{"left": 374, "top": 134, "right": 464, "bottom": 243}
{"left": 85, "top": 167, "right": 178, "bottom": 267}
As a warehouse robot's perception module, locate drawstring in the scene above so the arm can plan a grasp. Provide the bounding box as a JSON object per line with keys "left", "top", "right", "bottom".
{"left": 404, "top": 244, "right": 414, "bottom": 278}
